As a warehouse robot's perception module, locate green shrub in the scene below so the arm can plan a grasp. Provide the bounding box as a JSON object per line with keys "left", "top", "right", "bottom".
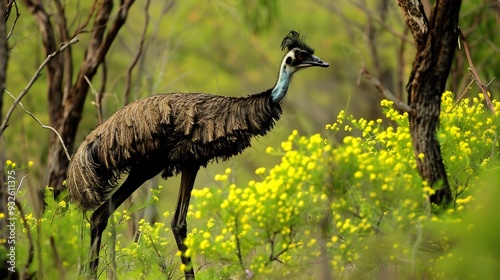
{"left": 3, "top": 91, "right": 500, "bottom": 279}
{"left": 186, "top": 91, "right": 500, "bottom": 279}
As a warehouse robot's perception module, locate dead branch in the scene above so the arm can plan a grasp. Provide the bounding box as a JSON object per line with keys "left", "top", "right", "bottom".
{"left": 449, "top": 78, "right": 475, "bottom": 113}
{"left": 84, "top": 75, "right": 103, "bottom": 124}
{"left": 359, "top": 67, "right": 415, "bottom": 115}
{"left": 5, "top": 0, "right": 19, "bottom": 41}
{"left": 24, "top": 0, "right": 66, "bottom": 120}
{"left": 124, "top": 0, "right": 150, "bottom": 105}
{"left": 66, "top": 0, "right": 136, "bottom": 117}
{"left": 0, "top": 37, "right": 79, "bottom": 135}
{"left": 352, "top": 1, "right": 413, "bottom": 45}
{"left": 458, "top": 28, "right": 495, "bottom": 113}
{"left": 3, "top": 0, "right": 13, "bottom": 22}
{"left": 397, "top": 28, "right": 409, "bottom": 101}
{"left": 54, "top": 0, "right": 73, "bottom": 99}
{"left": 99, "top": 58, "right": 107, "bottom": 111}
{"left": 45, "top": 0, "right": 136, "bottom": 194}
{"left": 4, "top": 90, "right": 71, "bottom": 161}
{"left": 71, "top": 0, "right": 99, "bottom": 37}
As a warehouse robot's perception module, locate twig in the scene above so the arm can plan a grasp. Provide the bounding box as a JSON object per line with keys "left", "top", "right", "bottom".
{"left": 233, "top": 215, "right": 247, "bottom": 273}
{"left": 458, "top": 28, "right": 495, "bottom": 113}
{"left": 5, "top": 0, "right": 20, "bottom": 41}
{"left": 359, "top": 67, "right": 415, "bottom": 115}
{"left": 0, "top": 37, "right": 79, "bottom": 135}
{"left": 397, "top": 28, "right": 409, "bottom": 101}
{"left": 4, "top": 90, "right": 71, "bottom": 161}
{"left": 84, "top": 76, "right": 103, "bottom": 124}
{"left": 447, "top": 78, "right": 474, "bottom": 113}
{"left": 352, "top": 0, "right": 413, "bottom": 45}
{"left": 124, "top": 0, "right": 150, "bottom": 105}
{"left": 70, "top": 0, "right": 99, "bottom": 37}
{"left": 99, "top": 58, "right": 106, "bottom": 118}
{"left": 265, "top": 226, "right": 294, "bottom": 266}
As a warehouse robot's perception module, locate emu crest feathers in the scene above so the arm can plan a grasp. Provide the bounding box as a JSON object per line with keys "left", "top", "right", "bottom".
{"left": 280, "top": 30, "right": 314, "bottom": 54}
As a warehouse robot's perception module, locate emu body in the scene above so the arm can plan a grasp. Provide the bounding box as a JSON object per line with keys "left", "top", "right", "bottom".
{"left": 66, "top": 30, "right": 328, "bottom": 279}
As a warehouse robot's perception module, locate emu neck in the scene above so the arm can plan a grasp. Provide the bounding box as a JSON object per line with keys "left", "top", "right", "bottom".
{"left": 271, "top": 64, "right": 294, "bottom": 104}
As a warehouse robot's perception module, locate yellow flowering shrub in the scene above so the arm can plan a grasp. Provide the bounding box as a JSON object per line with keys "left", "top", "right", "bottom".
{"left": 0, "top": 182, "right": 178, "bottom": 279}
{"left": 3, "top": 92, "right": 500, "bottom": 279}
{"left": 186, "top": 92, "right": 500, "bottom": 279}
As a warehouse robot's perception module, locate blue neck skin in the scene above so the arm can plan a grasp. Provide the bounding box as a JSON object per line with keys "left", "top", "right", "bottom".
{"left": 271, "top": 64, "right": 294, "bottom": 104}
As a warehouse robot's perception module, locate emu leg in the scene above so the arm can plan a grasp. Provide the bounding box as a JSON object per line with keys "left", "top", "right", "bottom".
{"left": 88, "top": 165, "right": 161, "bottom": 278}
{"left": 172, "top": 165, "right": 200, "bottom": 280}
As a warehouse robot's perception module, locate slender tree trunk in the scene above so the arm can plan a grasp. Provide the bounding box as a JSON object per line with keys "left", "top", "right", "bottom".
{"left": 24, "top": 0, "right": 136, "bottom": 196}
{"left": 398, "top": 0, "right": 462, "bottom": 205}
{"left": 0, "top": 1, "right": 12, "bottom": 277}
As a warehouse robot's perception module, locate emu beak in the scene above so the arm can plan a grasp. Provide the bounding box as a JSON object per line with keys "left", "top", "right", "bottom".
{"left": 300, "top": 55, "right": 329, "bottom": 68}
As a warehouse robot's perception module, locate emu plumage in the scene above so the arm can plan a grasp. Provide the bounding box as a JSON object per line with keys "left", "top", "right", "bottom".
{"left": 66, "top": 30, "right": 328, "bottom": 279}
{"left": 68, "top": 91, "right": 281, "bottom": 210}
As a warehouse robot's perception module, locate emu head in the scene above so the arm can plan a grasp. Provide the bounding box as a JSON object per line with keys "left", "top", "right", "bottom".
{"left": 280, "top": 30, "right": 329, "bottom": 73}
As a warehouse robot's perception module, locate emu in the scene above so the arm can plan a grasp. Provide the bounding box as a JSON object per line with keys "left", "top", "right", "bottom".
{"left": 66, "top": 30, "right": 328, "bottom": 279}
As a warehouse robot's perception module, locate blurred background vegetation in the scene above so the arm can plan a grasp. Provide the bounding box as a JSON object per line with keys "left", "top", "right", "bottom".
{"left": 2, "top": 0, "right": 499, "bottom": 216}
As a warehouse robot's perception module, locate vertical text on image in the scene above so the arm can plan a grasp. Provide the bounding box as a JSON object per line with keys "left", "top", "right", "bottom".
{"left": 6, "top": 169, "right": 16, "bottom": 273}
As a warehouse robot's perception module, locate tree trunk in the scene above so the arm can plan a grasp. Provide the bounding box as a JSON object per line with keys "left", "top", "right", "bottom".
{"left": 398, "top": 0, "right": 462, "bottom": 205}
{"left": 24, "top": 0, "right": 136, "bottom": 196}
{"left": 0, "top": 1, "right": 12, "bottom": 277}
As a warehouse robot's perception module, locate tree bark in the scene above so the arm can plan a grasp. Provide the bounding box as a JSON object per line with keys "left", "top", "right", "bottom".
{"left": 0, "top": 1, "right": 11, "bottom": 277}
{"left": 24, "top": 0, "right": 136, "bottom": 195}
{"left": 398, "top": 0, "right": 462, "bottom": 205}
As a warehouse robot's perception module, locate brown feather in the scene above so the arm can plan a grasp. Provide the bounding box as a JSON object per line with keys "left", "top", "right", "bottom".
{"left": 66, "top": 90, "right": 281, "bottom": 210}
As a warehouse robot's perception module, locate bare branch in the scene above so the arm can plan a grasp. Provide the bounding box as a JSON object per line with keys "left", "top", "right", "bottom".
{"left": 5, "top": 0, "right": 19, "bottom": 41}
{"left": 397, "top": 28, "right": 409, "bottom": 101}
{"left": 448, "top": 78, "right": 475, "bottom": 113}
{"left": 359, "top": 67, "right": 415, "bottom": 115}
{"left": 84, "top": 0, "right": 113, "bottom": 62}
{"left": 3, "top": 0, "right": 13, "bottom": 22}
{"left": 124, "top": 0, "right": 150, "bottom": 105}
{"left": 458, "top": 28, "right": 495, "bottom": 113}
{"left": 47, "top": 0, "right": 136, "bottom": 195}
{"left": 54, "top": 0, "right": 73, "bottom": 99}
{"left": 71, "top": 0, "right": 99, "bottom": 37}
{"left": 0, "top": 37, "right": 79, "bottom": 135}
{"left": 84, "top": 76, "right": 103, "bottom": 124}
{"left": 67, "top": 0, "right": 136, "bottom": 114}
{"left": 4, "top": 90, "right": 71, "bottom": 161}
{"left": 352, "top": 1, "right": 413, "bottom": 45}
{"left": 24, "top": 0, "right": 66, "bottom": 121}
{"left": 99, "top": 58, "right": 107, "bottom": 108}
{"left": 233, "top": 215, "right": 247, "bottom": 273}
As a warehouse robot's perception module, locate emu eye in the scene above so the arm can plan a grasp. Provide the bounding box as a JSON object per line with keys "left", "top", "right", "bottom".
{"left": 296, "top": 52, "right": 305, "bottom": 60}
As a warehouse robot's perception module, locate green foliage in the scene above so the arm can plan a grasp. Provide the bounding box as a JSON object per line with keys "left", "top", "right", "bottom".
{"left": 0, "top": 184, "right": 183, "bottom": 279}
{"left": 0, "top": 184, "right": 86, "bottom": 279}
